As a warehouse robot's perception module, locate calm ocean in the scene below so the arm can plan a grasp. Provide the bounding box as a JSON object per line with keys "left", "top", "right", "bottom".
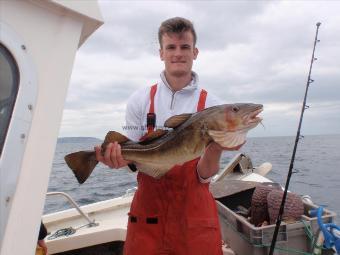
{"left": 44, "top": 135, "right": 340, "bottom": 223}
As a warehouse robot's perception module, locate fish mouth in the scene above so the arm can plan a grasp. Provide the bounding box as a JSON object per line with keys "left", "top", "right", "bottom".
{"left": 239, "top": 105, "right": 263, "bottom": 131}
{"left": 247, "top": 107, "right": 263, "bottom": 125}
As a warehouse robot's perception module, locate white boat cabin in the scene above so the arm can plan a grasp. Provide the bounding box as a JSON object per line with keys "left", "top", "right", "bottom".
{"left": 0, "top": 1, "right": 103, "bottom": 254}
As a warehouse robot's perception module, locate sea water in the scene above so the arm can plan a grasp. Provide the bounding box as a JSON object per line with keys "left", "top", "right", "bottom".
{"left": 44, "top": 135, "right": 340, "bottom": 223}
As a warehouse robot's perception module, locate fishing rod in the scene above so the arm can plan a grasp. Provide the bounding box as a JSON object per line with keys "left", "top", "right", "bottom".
{"left": 269, "top": 22, "right": 322, "bottom": 255}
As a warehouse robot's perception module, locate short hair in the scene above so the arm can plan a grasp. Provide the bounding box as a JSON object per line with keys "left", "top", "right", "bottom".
{"left": 158, "top": 17, "right": 197, "bottom": 47}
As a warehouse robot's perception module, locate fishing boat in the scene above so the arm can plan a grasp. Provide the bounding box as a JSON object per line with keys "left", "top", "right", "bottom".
{"left": 43, "top": 153, "right": 271, "bottom": 254}
{"left": 0, "top": 1, "right": 338, "bottom": 255}
{"left": 40, "top": 153, "right": 338, "bottom": 255}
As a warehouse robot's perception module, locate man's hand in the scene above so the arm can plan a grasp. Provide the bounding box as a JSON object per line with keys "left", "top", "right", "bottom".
{"left": 95, "top": 142, "right": 131, "bottom": 169}
{"left": 37, "top": 239, "right": 48, "bottom": 255}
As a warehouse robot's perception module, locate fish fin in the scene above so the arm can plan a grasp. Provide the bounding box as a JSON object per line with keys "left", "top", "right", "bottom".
{"left": 164, "top": 113, "right": 192, "bottom": 128}
{"left": 208, "top": 130, "right": 247, "bottom": 148}
{"left": 139, "top": 129, "right": 168, "bottom": 144}
{"left": 136, "top": 163, "right": 169, "bottom": 178}
{"left": 64, "top": 151, "right": 98, "bottom": 184}
{"left": 104, "top": 131, "right": 130, "bottom": 144}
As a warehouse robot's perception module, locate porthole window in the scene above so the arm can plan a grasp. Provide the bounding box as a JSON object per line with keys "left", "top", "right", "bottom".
{"left": 0, "top": 43, "right": 19, "bottom": 156}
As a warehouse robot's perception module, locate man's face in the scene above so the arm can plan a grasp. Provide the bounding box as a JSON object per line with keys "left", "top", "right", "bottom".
{"left": 159, "top": 31, "right": 198, "bottom": 77}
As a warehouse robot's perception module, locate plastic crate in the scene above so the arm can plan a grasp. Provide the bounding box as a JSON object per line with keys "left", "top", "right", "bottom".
{"left": 216, "top": 191, "right": 337, "bottom": 255}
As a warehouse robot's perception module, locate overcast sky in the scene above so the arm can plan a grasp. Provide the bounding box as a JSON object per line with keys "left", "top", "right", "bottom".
{"left": 59, "top": 1, "right": 340, "bottom": 138}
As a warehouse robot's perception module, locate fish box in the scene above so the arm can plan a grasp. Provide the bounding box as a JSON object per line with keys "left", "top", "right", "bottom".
{"left": 215, "top": 186, "right": 337, "bottom": 255}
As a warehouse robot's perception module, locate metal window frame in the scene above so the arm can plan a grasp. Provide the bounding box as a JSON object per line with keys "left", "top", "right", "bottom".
{"left": 0, "top": 22, "right": 38, "bottom": 242}
{"left": 0, "top": 42, "right": 20, "bottom": 156}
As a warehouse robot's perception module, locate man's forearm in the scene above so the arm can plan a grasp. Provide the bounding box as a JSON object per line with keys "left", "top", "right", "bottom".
{"left": 197, "top": 143, "right": 223, "bottom": 179}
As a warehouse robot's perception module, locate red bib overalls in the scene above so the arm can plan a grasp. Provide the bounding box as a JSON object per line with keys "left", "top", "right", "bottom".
{"left": 124, "top": 85, "right": 222, "bottom": 255}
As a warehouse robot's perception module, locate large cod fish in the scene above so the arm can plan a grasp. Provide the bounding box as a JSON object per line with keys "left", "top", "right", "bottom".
{"left": 65, "top": 103, "right": 263, "bottom": 184}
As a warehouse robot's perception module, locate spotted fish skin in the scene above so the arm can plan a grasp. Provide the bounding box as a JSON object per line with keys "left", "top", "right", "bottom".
{"left": 65, "top": 103, "right": 263, "bottom": 184}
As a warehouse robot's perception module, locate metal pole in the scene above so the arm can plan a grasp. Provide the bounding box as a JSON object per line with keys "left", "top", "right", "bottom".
{"left": 268, "top": 22, "right": 321, "bottom": 255}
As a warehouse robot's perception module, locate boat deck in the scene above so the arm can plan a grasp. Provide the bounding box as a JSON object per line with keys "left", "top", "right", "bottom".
{"left": 44, "top": 196, "right": 132, "bottom": 254}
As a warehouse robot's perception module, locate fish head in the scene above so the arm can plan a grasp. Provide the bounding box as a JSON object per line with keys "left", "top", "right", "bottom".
{"left": 223, "top": 103, "right": 263, "bottom": 131}
{"left": 207, "top": 103, "right": 263, "bottom": 148}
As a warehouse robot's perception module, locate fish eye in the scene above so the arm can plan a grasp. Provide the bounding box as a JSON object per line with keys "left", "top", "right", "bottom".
{"left": 232, "top": 105, "right": 239, "bottom": 112}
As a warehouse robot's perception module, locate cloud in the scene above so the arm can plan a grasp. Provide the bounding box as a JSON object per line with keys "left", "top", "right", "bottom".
{"left": 59, "top": 1, "right": 340, "bottom": 138}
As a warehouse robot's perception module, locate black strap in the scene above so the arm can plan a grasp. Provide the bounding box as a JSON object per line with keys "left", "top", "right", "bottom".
{"left": 129, "top": 216, "right": 137, "bottom": 223}
{"left": 146, "top": 217, "right": 158, "bottom": 224}
{"left": 147, "top": 112, "right": 156, "bottom": 133}
{"left": 127, "top": 163, "right": 137, "bottom": 172}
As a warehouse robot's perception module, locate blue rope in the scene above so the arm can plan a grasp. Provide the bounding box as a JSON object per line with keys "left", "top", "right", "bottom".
{"left": 310, "top": 206, "right": 340, "bottom": 253}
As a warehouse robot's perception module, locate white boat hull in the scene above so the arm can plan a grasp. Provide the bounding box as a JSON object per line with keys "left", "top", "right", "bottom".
{"left": 43, "top": 154, "right": 275, "bottom": 254}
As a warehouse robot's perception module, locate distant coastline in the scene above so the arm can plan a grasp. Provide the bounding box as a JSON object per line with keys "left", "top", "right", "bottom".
{"left": 57, "top": 137, "right": 102, "bottom": 143}
{"left": 246, "top": 133, "right": 340, "bottom": 139}
{"left": 57, "top": 134, "right": 340, "bottom": 143}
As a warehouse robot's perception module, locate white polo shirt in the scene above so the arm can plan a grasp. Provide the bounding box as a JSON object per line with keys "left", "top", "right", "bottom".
{"left": 125, "top": 71, "right": 223, "bottom": 141}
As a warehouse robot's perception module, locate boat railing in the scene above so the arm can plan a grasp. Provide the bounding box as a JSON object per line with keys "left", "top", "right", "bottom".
{"left": 46, "top": 192, "right": 97, "bottom": 227}
{"left": 123, "top": 187, "right": 137, "bottom": 197}
{"left": 213, "top": 153, "right": 253, "bottom": 182}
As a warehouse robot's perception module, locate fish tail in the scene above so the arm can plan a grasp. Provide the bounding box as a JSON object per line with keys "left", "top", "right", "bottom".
{"left": 64, "top": 151, "right": 98, "bottom": 184}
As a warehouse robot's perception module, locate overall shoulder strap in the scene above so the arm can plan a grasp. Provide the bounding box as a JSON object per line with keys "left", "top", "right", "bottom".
{"left": 197, "top": 89, "right": 207, "bottom": 112}
{"left": 147, "top": 84, "right": 157, "bottom": 134}
{"left": 149, "top": 84, "right": 157, "bottom": 113}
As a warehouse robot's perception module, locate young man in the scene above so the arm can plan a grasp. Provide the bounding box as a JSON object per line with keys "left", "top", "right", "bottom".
{"left": 96, "top": 17, "right": 241, "bottom": 255}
